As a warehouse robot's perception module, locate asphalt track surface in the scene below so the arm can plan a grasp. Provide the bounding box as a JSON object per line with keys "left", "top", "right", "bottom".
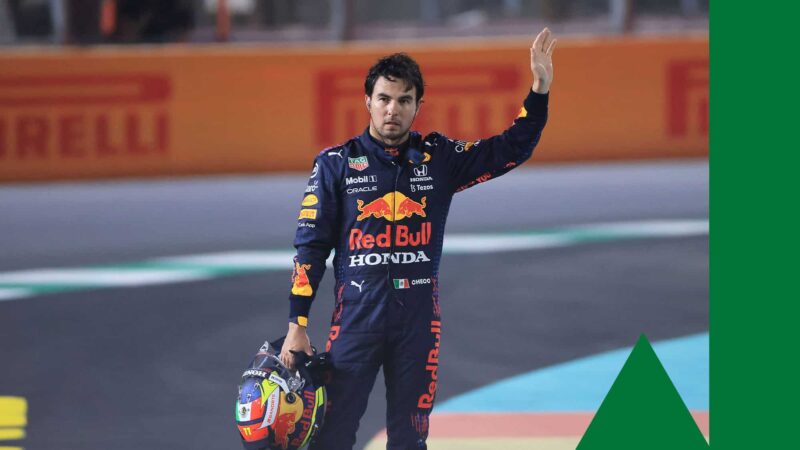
{"left": 0, "top": 159, "right": 708, "bottom": 449}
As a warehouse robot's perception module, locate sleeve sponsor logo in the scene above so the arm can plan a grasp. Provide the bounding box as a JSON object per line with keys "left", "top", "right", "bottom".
{"left": 310, "top": 163, "right": 319, "bottom": 178}
{"left": 291, "top": 261, "right": 313, "bottom": 296}
{"left": 301, "top": 194, "right": 319, "bottom": 206}
{"left": 298, "top": 209, "right": 317, "bottom": 220}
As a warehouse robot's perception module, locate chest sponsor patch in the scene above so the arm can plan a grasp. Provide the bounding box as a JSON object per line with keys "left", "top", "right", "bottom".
{"left": 346, "top": 175, "right": 377, "bottom": 185}
{"left": 348, "top": 251, "right": 431, "bottom": 267}
{"left": 348, "top": 156, "right": 369, "bottom": 171}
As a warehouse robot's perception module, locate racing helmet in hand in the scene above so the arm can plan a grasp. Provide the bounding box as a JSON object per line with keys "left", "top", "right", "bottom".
{"left": 235, "top": 338, "right": 329, "bottom": 450}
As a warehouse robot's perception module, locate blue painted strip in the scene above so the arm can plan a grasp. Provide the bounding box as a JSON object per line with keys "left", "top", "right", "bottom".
{"left": 437, "top": 332, "right": 708, "bottom": 412}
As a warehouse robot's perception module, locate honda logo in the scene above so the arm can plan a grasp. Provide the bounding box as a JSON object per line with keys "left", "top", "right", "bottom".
{"left": 413, "top": 165, "right": 428, "bottom": 177}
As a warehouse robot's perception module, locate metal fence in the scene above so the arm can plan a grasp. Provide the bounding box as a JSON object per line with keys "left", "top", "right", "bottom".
{"left": 1, "top": 0, "right": 708, "bottom": 45}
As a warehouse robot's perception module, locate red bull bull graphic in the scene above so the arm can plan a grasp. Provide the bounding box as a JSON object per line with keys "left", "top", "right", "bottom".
{"left": 291, "top": 260, "right": 313, "bottom": 296}
{"left": 356, "top": 192, "right": 427, "bottom": 221}
{"left": 272, "top": 392, "right": 305, "bottom": 450}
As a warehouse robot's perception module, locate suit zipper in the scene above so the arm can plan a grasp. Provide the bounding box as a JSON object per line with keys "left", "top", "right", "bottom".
{"left": 388, "top": 161, "right": 405, "bottom": 308}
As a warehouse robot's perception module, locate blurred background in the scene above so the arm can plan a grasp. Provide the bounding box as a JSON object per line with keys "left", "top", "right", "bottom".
{"left": 0, "top": 1, "right": 707, "bottom": 449}
{"left": 1, "top": 0, "right": 708, "bottom": 45}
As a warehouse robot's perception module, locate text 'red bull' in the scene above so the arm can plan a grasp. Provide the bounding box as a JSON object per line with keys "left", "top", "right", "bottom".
{"left": 289, "top": 389, "right": 317, "bottom": 448}
{"left": 418, "top": 320, "right": 441, "bottom": 409}
{"left": 349, "top": 222, "right": 431, "bottom": 250}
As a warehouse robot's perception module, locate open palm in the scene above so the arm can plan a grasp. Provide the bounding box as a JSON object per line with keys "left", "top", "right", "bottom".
{"left": 531, "top": 27, "right": 557, "bottom": 94}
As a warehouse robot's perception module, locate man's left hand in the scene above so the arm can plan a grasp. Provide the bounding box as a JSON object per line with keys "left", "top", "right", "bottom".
{"left": 531, "top": 27, "right": 557, "bottom": 94}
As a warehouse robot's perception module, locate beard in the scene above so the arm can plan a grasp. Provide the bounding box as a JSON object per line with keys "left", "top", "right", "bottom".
{"left": 379, "top": 126, "right": 407, "bottom": 141}
{"left": 374, "top": 119, "right": 411, "bottom": 144}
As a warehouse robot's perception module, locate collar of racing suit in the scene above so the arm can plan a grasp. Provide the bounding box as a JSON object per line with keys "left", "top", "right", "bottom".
{"left": 359, "top": 128, "right": 426, "bottom": 167}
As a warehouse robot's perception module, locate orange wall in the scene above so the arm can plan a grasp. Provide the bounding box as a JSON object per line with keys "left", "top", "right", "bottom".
{"left": 0, "top": 36, "right": 708, "bottom": 182}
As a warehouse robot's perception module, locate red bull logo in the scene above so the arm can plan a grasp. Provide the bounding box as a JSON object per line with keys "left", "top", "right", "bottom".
{"left": 356, "top": 192, "right": 427, "bottom": 221}
{"left": 288, "top": 390, "right": 317, "bottom": 448}
{"left": 349, "top": 222, "right": 431, "bottom": 250}
{"left": 271, "top": 390, "right": 305, "bottom": 450}
{"left": 291, "top": 261, "right": 313, "bottom": 297}
{"left": 418, "top": 320, "right": 441, "bottom": 409}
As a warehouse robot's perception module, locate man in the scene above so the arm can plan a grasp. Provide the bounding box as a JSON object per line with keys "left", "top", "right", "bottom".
{"left": 280, "top": 28, "right": 556, "bottom": 450}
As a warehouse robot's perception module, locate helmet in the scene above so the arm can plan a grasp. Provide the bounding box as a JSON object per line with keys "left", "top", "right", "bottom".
{"left": 235, "top": 338, "right": 329, "bottom": 450}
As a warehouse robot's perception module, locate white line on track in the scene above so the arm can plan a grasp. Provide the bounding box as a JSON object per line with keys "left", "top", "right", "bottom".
{"left": 0, "top": 288, "right": 33, "bottom": 302}
{"left": 0, "top": 269, "right": 210, "bottom": 286}
{"left": 0, "top": 219, "right": 708, "bottom": 302}
{"left": 155, "top": 251, "right": 297, "bottom": 268}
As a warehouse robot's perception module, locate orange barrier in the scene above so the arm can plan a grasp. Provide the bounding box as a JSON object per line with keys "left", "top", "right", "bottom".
{"left": 0, "top": 36, "right": 707, "bottom": 182}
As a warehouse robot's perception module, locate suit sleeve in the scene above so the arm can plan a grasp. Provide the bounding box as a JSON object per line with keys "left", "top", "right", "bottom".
{"left": 440, "top": 90, "right": 548, "bottom": 193}
{"left": 288, "top": 155, "right": 340, "bottom": 322}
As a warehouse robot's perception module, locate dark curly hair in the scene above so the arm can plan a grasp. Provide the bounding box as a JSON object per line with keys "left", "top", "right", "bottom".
{"left": 364, "top": 53, "right": 425, "bottom": 103}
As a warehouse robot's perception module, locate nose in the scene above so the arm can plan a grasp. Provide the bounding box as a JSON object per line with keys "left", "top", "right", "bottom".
{"left": 386, "top": 100, "right": 398, "bottom": 115}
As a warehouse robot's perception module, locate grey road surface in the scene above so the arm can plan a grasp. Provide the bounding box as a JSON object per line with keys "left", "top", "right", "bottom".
{"left": 0, "top": 159, "right": 708, "bottom": 449}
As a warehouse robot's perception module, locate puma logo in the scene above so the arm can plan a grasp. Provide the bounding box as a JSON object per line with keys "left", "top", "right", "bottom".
{"left": 327, "top": 149, "right": 344, "bottom": 158}
{"left": 350, "top": 280, "right": 364, "bottom": 292}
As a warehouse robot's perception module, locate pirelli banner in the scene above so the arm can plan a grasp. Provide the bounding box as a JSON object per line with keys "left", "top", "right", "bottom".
{"left": 0, "top": 36, "right": 708, "bottom": 182}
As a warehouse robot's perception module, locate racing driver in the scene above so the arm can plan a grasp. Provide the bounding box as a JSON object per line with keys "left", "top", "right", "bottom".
{"left": 279, "top": 28, "right": 556, "bottom": 450}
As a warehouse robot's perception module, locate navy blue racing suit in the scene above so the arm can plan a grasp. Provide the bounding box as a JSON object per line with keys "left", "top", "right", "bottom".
{"left": 288, "top": 90, "right": 548, "bottom": 449}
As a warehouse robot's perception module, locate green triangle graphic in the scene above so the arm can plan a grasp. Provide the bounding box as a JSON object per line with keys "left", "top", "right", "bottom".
{"left": 576, "top": 334, "right": 709, "bottom": 449}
